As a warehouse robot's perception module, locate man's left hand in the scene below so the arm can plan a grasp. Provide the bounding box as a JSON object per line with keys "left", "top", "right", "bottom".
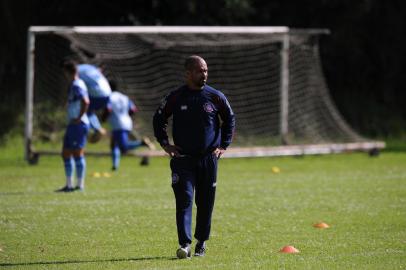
{"left": 213, "top": 147, "right": 226, "bottom": 159}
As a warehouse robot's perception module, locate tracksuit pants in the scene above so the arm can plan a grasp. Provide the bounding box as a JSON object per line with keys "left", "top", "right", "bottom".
{"left": 170, "top": 153, "right": 218, "bottom": 246}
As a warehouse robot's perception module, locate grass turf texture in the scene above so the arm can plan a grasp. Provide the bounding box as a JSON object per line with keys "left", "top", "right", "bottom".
{"left": 0, "top": 140, "right": 405, "bottom": 269}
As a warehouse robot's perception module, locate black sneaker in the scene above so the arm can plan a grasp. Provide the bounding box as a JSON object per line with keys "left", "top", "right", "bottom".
{"left": 73, "top": 186, "right": 84, "bottom": 192}
{"left": 140, "top": 156, "right": 150, "bottom": 166}
{"left": 194, "top": 241, "right": 206, "bottom": 257}
{"left": 55, "top": 186, "right": 74, "bottom": 192}
{"left": 176, "top": 244, "right": 191, "bottom": 259}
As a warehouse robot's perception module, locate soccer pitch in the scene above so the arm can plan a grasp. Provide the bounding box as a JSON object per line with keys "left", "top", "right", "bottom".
{"left": 0, "top": 142, "right": 405, "bottom": 269}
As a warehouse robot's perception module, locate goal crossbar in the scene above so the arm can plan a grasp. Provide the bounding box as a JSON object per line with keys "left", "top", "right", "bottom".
{"left": 29, "top": 26, "right": 293, "bottom": 34}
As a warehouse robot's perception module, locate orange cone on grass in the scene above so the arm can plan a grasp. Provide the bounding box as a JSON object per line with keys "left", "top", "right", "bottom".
{"left": 313, "top": 222, "right": 330, "bottom": 229}
{"left": 280, "top": 245, "right": 300, "bottom": 253}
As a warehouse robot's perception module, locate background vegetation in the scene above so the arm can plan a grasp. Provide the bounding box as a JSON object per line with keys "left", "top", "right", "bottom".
{"left": 1, "top": 0, "right": 405, "bottom": 139}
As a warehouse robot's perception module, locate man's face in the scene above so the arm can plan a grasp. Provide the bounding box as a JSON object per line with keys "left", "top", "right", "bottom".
{"left": 187, "top": 60, "right": 208, "bottom": 89}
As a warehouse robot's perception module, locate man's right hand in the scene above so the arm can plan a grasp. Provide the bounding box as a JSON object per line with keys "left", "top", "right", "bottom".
{"left": 163, "top": 144, "right": 182, "bottom": 157}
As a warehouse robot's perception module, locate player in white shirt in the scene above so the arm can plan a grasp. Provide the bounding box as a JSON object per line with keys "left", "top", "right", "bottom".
{"left": 102, "top": 87, "right": 154, "bottom": 170}
{"left": 57, "top": 60, "right": 90, "bottom": 192}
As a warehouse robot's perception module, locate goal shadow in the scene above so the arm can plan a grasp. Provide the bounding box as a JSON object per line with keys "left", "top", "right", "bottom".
{"left": 0, "top": 256, "right": 174, "bottom": 267}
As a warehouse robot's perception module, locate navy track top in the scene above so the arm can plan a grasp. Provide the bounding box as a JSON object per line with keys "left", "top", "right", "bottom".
{"left": 153, "top": 84, "right": 235, "bottom": 156}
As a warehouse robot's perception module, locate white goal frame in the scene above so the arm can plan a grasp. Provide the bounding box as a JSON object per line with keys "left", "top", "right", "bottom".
{"left": 25, "top": 26, "right": 385, "bottom": 161}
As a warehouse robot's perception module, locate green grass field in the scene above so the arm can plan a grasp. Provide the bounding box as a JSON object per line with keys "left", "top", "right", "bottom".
{"left": 0, "top": 139, "right": 405, "bottom": 269}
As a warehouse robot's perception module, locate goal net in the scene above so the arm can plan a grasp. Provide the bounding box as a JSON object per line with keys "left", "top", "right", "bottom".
{"left": 25, "top": 26, "right": 384, "bottom": 160}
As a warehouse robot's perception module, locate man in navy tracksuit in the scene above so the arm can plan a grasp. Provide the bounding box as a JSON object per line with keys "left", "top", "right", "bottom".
{"left": 153, "top": 55, "right": 235, "bottom": 259}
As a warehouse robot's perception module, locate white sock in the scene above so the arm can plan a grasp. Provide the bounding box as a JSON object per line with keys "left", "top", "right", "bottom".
{"left": 77, "top": 178, "right": 84, "bottom": 189}
{"left": 66, "top": 176, "right": 73, "bottom": 188}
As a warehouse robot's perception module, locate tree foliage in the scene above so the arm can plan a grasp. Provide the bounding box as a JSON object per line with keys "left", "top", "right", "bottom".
{"left": 1, "top": 0, "right": 405, "bottom": 138}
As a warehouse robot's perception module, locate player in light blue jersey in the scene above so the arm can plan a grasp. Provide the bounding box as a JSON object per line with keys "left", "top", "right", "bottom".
{"left": 57, "top": 60, "right": 90, "bottom": 192}
{"left": 78, "top": 64, "right": 112, "bottom": 139}
{"left": 102, "top": 82, "right": 155, "bottom": 170}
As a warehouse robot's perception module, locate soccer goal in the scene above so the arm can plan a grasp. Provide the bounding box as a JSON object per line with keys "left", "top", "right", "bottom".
{"left": 25, "top": 26, "right": 384, "bottom": 162}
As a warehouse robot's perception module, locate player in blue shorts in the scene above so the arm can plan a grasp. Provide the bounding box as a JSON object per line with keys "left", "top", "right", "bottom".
{"left": 78, "top": 64, "right": 112, "bottom": 140}
{"left": 102, "top": 84, "right": 155, "bottom": 171}
{"left": 57, "top": 60, "right": 90, "bottom": 192}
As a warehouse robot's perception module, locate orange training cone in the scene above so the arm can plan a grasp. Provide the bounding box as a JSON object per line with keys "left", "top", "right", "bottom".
{"left": 280, "top": 245, "right": 300, "bottom": 253}
{"left": 313, "top": 222, "right": 330, "bottom": 229}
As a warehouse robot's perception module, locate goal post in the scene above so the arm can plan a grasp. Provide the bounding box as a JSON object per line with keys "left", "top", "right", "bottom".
{"left": 25, "top": 26, "right": 384, "bottom": 162}
{"left": 280, "top": 32, "right": 289, "bottom": 143}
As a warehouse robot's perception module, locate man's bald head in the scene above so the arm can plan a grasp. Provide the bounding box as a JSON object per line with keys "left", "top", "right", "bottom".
{"left": 184, "top": 55, "right": 206, "bottom": 71}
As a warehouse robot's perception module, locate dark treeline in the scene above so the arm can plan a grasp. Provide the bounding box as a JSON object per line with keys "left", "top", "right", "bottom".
{"left": 1, "top": 0, "right": 405, "bottom": 139}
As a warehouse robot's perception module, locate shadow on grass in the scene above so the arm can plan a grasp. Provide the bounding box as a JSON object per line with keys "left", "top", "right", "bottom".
{"left": 0, "top": 189, "right": 90, "bottom": 196}
{"left": 0, "top": 256, "right": 175, "bottom": 267}
{"left": 0, "top": 191, "right": 60, "bottom": 196}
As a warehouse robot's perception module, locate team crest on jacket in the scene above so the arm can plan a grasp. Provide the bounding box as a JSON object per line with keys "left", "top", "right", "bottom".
{"left": 203, "top": 102, "right": 214, "bottom": 113}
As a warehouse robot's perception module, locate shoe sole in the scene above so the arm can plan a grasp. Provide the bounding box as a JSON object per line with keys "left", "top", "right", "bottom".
{"left": 194, "top": 252, "right": 205, "bottom": 257}
{"left": 55, "top": 187, "right": 74, "bottom": 192}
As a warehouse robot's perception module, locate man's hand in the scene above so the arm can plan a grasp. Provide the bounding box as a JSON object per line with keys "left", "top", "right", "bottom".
{"left": 213, "top": 147, "right": 226, "bottom": 159}
{"left": 163, "top": 144, "right": 182, "bottom": 157}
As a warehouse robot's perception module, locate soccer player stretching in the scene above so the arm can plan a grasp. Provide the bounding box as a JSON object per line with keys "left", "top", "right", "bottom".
{"left": 153, "top": 55, "right": 235, "bottom": 258}
{"left": 57, "top": 60, "right": 90, "bottom": 192}
{"left": 78, "top": 64, "right": 112, "bottom": 140}
{"left": 102, "top": 90, "right": 155, "bottom": 171}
